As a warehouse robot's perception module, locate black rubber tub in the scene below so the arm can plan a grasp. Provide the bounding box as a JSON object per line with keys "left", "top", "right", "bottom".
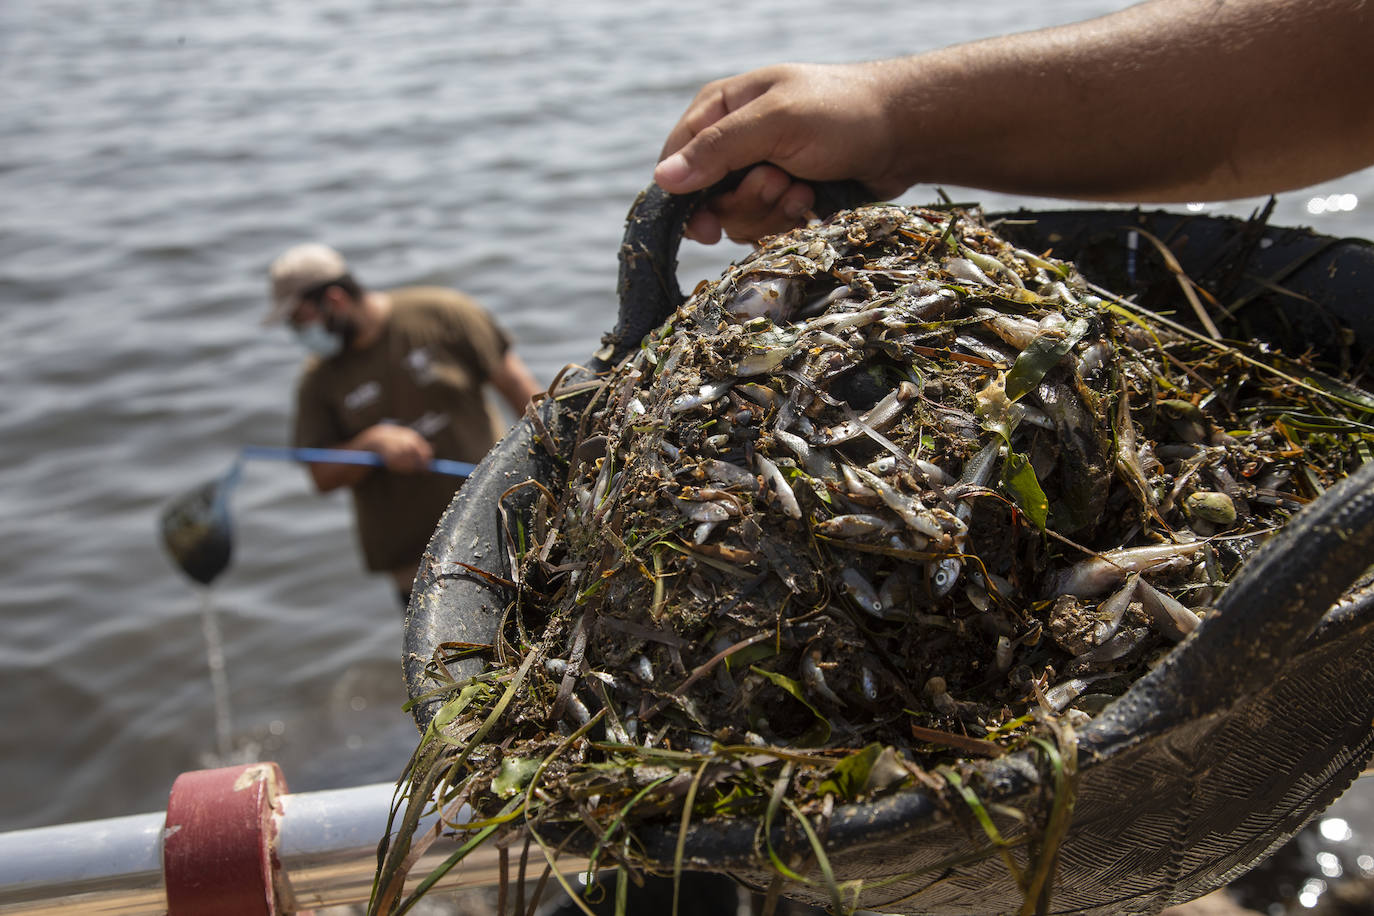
{"left": 403, "top": 185, "right": 1374, "bottom": 915}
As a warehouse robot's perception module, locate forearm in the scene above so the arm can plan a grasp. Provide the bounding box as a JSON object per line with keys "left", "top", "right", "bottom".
{"left": 883, "top": 0, "right": 1374, "bottom": 202}
{"left": 306, "top": 430, "right": 379, "bottom": 492}
{"left": 491, "top": 350, "right": 542, "bottom": 414}
{"left": 305, "top": 423, "right": 432, "bottom": 491}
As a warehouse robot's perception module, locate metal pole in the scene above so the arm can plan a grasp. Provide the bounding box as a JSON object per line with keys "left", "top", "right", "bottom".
{"left": 0, "top": 775, "right": 578, "bottom": 915}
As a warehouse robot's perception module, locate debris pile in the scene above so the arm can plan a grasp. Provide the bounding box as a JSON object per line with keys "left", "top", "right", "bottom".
{"left": 373, "top": 204, "right": 1370, "bottom": 914}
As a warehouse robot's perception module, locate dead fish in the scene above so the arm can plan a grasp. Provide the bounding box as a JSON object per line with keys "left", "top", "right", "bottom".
{"left": 1053, "top": 282, "right": 1082, "bottom": 306}
{"left": 1051, "top": 540, "right": 1210, "bottom": 598}
{"left": 736, "top": 341, "right": 802, "bottom": 377}
{"left": 1092, "top": 573, "right": 1140, "bottom": 644}
{"left": 726, "top": 275, "right": 801, "bottom": 320}
{"left": 815, "top": 381, "right": 918, "bottom": 445}
{"left": 815, "top": 514, "right": 898, "bottom": 538}
{"left": 669, "top": 378, "right": 735, "bottom": 413}
{"left": 772, "top": 427, "right": 823, "bottom": 474}
{"left": 1075, "top": 339, "right": 1113, "bottom": 377}
{"left": 801, "top": 650, "right": 844, "bottom": 705}
{"left": 754, "top": 452, "right": 801, "bottom": 519}
{"left": 877, "top": 567, "right": 914, "bottom": 612}
{"left": 1042, "top": 674, "right": 1113, "bottom": 713}
{"left": 798, "top": 301, "right": 883, "bottom": 335}
{"left": 1134, "top": 577, "right": 1202, "bottom": 641}
{"left": 850, "top": 466, "right": 960, "bottom": 542}
{"left": 1070, "top": 626, "right": 1152, "bottom": 671}
{"left": 945, "top": 257, "right": 997, "bottom": 288}
{"left": 974, "top": 308, "right": 1040, "bottom": 350}
{"left": 840, "top": 567, "right": 885, "bottom": 618}
{"left": 960, "top": 245, "right": 1025, "bottom": 289}
{"left": 907, "top": 288, "right": 960, "bottom": 320}
{"left": 735, "top": 381, "right": 779, "bottom": 407}
{"left": 860, "top": 665, "right": 881, "bottom": 702}
{"left": 564, "top": 693, "right": 592, "bottom": 727}
{"left": 670, "top": 494, "right": 738, "bottom": 523}
{"left": 703, "top": 459, "right": 757, "bottom": 489}
{"left": 926, "top": 558, "right": 963, "bottom": 600}
{"left": 930, "top": 440, "right": 1002, "bottom": 598}
{"left": 994, "top": 635, "right": 1014, "bottom": 672}
{"left": 796, "top": 284, "right": 856, "bottom": 320}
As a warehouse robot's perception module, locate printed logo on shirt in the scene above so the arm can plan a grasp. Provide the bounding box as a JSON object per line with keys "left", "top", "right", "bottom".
{"left": 344, "top": 380, "right": 382, "bottom": 413}
{"left": 405, "top": 347, "right": 436, "bottom": 385}
{"left": 411, "top": 411, "right": 451, "bottom": 439}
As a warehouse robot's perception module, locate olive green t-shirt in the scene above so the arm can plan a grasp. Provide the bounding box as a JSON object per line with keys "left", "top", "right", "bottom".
{"left": 293, "top": 287, "right": 511, "bottom": 573}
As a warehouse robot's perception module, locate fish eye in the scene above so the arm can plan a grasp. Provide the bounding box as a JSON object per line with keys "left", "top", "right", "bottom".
{"left": 928, "top": 560, "right": 960, "bottom": 597}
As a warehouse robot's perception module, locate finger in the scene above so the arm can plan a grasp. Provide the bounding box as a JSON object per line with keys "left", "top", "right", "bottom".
{"left": 681, "top": 164, "right": 788, "bottom": 243}
{"left": 655, "top": 88, "right": 783, "bottom": 193}
{"left": 684, "top": 209, "right": 723, "bottom": 245}
{"left": 778, "top": 182, "right": 815, "bottom": 221}
{"left": 655, "top": 119, "right": 779, "bottom": 194}
{"left": 657, "top": 83, "right": 736, "bottom": 164}
{"left": 714, "top": 176, "right": 816, "bottom": 244}
{"left": 382, "top": 452, "right": 413, "bottom": 472}
{"left": 657, "top": 74, "right": 771, "bottom": 163}
{"left": 737, "top": 163, "right": 791, "bottom": 207}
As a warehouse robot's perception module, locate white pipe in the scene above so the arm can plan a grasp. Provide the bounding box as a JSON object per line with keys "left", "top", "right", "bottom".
{"left": 0, "top": 809, "right": 166, "bottom": 915}
{"left": 276, "top": 782, "right": 518, "bottom": 911}
{"left": 0, "top": 782, "right": 580, "bottom": 915}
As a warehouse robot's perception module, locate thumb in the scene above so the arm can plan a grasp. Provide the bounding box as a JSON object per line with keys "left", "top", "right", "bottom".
{"left": 654, "top": 109, "right": 783, "bottom": 195}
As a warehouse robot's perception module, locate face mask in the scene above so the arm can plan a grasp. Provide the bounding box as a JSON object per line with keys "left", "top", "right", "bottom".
{"left": 292, "top": 321, "right": 344, "bottom": 358}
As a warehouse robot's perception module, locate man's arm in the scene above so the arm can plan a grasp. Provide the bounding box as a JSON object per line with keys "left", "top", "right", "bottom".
{"left": 304, "top": 424, "right": 436, "bottom": 492}
{"left": 656, "top": 0, "right": 1374, "bottom": 242}
{"left": 488, "top": 349, "right": 542, "bottom": 416}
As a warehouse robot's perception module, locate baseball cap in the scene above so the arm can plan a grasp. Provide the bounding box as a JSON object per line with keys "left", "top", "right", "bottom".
{"left": 265, "top": 243, "right": 349, "bottom": 323}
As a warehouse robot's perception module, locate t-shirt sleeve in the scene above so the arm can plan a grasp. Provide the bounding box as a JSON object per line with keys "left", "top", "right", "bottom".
{"left": 439, "top": 294, "right": 512, "bottom": 381}
{"left": 292, "top": 367, "right": 340, "bottom": 449}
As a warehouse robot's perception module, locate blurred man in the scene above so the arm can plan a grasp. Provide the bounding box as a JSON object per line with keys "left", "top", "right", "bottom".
{"left": 267, "top": 243, "right": 541, "bottom": 605}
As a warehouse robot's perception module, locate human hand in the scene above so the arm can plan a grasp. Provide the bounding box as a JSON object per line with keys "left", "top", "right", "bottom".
{"left": 653, "top": 61, "right": 909, "bottom": 243}
{"left": 360, "top": 424, "right": 434, "bottom": 474}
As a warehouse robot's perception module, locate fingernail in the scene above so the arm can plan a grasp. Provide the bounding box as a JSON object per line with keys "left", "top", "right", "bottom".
{"left": 782, "top": 196, "right": 809, "bottom": 219}
{"left": 655, "top": 153, "right": 691, "bottom": 188}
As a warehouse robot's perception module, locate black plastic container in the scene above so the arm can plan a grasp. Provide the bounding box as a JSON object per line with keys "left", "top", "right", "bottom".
{"left": 404, "top": 187, "right": 1374, "bottom": 915}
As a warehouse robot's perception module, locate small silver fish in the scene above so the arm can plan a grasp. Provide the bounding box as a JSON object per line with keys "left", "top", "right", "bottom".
{"left": 840, "top": 567, "right": 884, "bottom": 618}
{"left": 726, "top": 275, "right": 801, "bottom": 320}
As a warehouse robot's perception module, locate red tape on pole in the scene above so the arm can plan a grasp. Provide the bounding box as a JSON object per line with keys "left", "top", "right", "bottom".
{"left": 163, "top": 763, "right": 289, "bottom": 916}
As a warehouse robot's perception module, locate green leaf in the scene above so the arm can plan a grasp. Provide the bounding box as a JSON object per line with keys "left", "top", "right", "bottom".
{"left": 1269, "top": 357, "right": 1374, "bottom": 414}
{"left": 492, "top": 757, "right": 541, "bottom": 798}
{"left": 727, "top": 641, "right": 777, "bottom": 672}
{"left": 1266, "top": 410, "right": 1374, "bottom": 435}
{"left": 1002, "top": 451, "right": 1049, "bottom": 530}
{"left": 751, "top": 666, "right": 831, "bottom": 746}
{"left": 817, "top": 743, "right": 883, "bottom": 801}
{"left": 710, "top": 783, "right": 757, "bottom": 816}
{"left": 1005, "top": 318, "right": 1089, "bottom": 402}
{"left": 430, "top": 682, "right": 488, "bottom": 731}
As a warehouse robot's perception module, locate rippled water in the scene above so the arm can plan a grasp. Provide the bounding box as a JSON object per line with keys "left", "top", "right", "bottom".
{"left": 2, "top": 0, "right": 1371, "bottom": 902}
